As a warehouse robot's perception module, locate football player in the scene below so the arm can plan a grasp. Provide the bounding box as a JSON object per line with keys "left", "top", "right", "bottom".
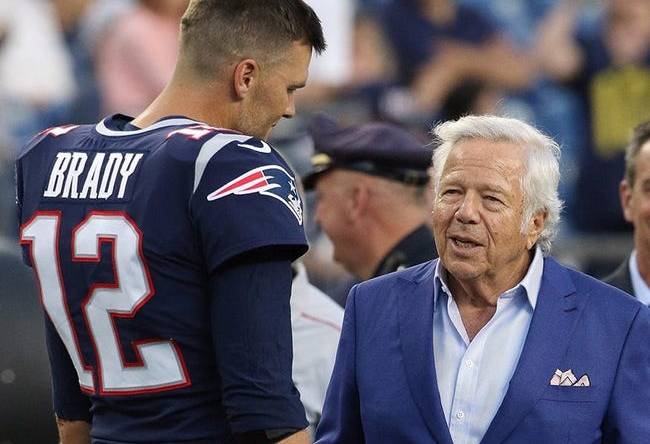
{"left": 16, "top": 1, "right": 325, "bottom": 443}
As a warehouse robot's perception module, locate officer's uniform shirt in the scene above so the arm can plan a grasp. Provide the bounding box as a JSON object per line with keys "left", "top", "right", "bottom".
{"left": 373, "top": 224, "right": 437, "bottom": 278}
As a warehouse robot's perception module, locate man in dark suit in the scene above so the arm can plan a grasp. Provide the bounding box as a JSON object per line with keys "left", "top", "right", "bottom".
{"left": 316, "top": 115, "right": 650, "bottom": 443}
{"left": 303, "top": 115, "right": 437, "bottom": 282}
{"left": 604, "top": 121, "right": 650, "bottom": 304}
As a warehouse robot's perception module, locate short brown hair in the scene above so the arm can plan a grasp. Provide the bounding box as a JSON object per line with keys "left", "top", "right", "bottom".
{"left": 179, "top": 0, "right": 325, "bottom": 77}
{"left": 624, "top": 121, "right": 650, "bottom": 186}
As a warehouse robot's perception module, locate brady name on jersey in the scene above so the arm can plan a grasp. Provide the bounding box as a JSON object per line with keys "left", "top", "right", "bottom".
{"left": 43, "top": 151, "right": 144, "bottom": 200}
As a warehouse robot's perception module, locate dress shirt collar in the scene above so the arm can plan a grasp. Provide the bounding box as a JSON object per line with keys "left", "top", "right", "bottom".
{"left": 629, "top": 250, "right": 650, "bottom": 305}
{"left": 434, "top": 246, "right": 544, "bottom": 310}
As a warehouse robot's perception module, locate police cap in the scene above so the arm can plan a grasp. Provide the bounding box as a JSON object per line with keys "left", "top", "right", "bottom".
{"left": 302, "top": 115, "right": 433, "bottom": 190}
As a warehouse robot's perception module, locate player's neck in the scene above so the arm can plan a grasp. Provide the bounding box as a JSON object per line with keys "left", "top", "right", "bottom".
{"left": 132, "top": 77, "right": 234, "bottom": 130}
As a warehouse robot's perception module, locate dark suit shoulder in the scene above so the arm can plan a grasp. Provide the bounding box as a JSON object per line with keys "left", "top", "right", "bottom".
{"left": 602, "top": 257, "right": 634, "bottom": 296}
{"left": 555, "top": 258, "right": 642, "bottom": 315}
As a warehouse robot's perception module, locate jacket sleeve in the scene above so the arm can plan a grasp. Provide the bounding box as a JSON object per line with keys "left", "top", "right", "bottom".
{"left": 315, "top": 285, "right": 365, "bottom": 443}
{"left": 602, "top": 305, "right": 650, "bottom": 441}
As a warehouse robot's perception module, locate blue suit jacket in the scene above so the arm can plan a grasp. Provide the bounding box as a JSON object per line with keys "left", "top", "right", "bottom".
{"left": 316, "top": 258, "right": 650, "bottom": 443}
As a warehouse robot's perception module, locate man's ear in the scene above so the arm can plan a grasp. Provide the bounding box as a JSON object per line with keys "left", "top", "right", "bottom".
{"left": 232, "top": 59, "right": 259, "bottom": 99}
{"left": 526, "top": 210, "right": 547, "bottom": 250}
{"left": 620, "top": 180, "right": 634, "bottom": 223}
{"left": 349, "top": 182, "right": 370, "bottom": 221}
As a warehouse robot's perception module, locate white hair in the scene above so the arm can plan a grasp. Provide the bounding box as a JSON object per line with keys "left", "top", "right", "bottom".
{"left": 432, "top": 115, "right": 563, "bottom": 255}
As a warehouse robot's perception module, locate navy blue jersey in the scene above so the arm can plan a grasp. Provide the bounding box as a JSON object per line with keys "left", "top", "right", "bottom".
{"left": 16, "top": 115, "right": 309, "bottom": 443}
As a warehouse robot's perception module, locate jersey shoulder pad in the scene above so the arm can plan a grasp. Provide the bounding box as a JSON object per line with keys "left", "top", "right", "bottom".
{"left": 191, "top": 131, "right": 283, "bottom": 190}
{"left": 17, "top": 124, "right": 85, "bottom": 160}
{"left": 192, "top": 133, "right": 303, "bottom": 226}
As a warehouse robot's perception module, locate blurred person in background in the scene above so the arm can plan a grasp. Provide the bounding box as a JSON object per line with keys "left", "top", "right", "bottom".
{"left": 295, "top": 0, "right": 355, "bottom": 107}
{"left": 536, "top": 0, "right": 650, "bottom": 234}
{"left": 291, "top": 1, "right": 395, "bottom": 124}
{"left": 604, "top": 121, "right": 650, "bottom": 304}
{"left": 51, "top": 0, "right": 134, "bottom": 123}
{"left": 380, "top": 0, "right": 534, "bottom": 124}
{"left": 95, "top": 0, "right": 188, "bottom": 116}
{"left": 51, "top": 0, "right": 100, "bottom": 123}
{"left": 0, "top": 0, "right": 81, "bottom": 237}
{"left": 303, "top": 115, "right": 436, "bottom": 290}
{"left": 0, "top": 0, "right": 75, "bottom": 143}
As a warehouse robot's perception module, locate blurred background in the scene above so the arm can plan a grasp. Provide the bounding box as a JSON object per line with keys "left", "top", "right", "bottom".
{"left": 0, "top": 0, "right": 648, "bottom": 442}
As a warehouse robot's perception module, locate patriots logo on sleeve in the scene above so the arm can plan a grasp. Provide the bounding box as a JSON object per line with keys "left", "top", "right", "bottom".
{"left": 207, "top": 165, "right": 303, "bottom": 225}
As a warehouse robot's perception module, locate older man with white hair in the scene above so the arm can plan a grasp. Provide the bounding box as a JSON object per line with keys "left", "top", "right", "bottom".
{"left": 316, "top": 115, "right": 650, "bottom": 444}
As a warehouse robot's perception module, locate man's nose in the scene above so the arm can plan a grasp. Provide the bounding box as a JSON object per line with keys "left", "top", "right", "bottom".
{"left": 283, "top": 96, "right": 296, "bottom": 119}
{"left": 455, "top": 193, "right": 480, "bottom": 224}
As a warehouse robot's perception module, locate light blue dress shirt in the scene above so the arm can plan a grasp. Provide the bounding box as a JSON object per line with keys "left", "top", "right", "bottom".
{"left": 433, "top": 247, "right": 544, "bottom": 444}
{"left": 629, "top": 250, "right": 650, "bottom": 305}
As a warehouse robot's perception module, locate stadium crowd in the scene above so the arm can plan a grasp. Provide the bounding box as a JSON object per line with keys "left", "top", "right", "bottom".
{"left": 0, "top": 0, "right": 647, "bottom": 266}
{"left": 0, "top": 0, "right": 648, "bottom": 442}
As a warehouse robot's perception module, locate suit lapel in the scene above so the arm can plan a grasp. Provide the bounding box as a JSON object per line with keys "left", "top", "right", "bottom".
{"left": 481, "top": 258, "right": 581, "bottom": 444}
{"left": 398, "top": 261, "right": 454, "bottom": 444}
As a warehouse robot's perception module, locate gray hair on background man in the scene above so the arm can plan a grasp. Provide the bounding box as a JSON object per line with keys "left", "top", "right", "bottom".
{"left": 432, "top": 115, "right": 563, "bottom": 255}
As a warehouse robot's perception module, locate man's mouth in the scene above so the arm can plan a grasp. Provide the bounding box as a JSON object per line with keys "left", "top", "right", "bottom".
{"left": 450, "top": 237, "right": 481, "bottom": 249}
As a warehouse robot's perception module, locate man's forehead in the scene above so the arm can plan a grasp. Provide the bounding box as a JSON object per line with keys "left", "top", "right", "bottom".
{"left": 287, "top": 41, "right": 313, "bottom": 66}
{"left": 452, "top": 137, "right": 524, "bottom": 156}
{"left": 445, "top": 139, "right": 525, "bottom": 172}
{"left": 440, "top": 164, "right": 521, "bottom": 191}
{"left": 640, "top": 140, "right": 650, "bottom": 155}
{"left": 263, "top": 41, "right": 311, "bottom": 74}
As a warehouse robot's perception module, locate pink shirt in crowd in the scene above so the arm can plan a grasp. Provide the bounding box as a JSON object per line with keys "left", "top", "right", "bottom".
{"left": 96, "top": 6, "right": 180, "bottom": 116}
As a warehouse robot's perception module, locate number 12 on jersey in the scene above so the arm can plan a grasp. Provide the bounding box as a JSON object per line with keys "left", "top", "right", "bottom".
{"left": 20, "top": 211, "right": 190, "bottom": 395}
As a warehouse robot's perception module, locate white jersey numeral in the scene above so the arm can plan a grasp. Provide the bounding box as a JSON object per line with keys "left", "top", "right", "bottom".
{"left": 21, "top": 212, "right": 95, "bottom": 391}
{"left": 21, "top": 211, "right": 190, "bottom": 395}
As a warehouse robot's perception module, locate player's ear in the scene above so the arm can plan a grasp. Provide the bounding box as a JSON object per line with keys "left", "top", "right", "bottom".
{"left": 620, "top": 179, "right": 634, "bottom": 222}
{"left": 233, "top": 59, "right": 259, "bottom": 99}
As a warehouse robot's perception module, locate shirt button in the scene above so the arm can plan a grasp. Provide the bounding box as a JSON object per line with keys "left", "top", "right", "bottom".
{"left": 456, "top": 410, "right": 465, "bottom": 421}
{"left": 465, "top": 359, "right": 474, "bottom": 368}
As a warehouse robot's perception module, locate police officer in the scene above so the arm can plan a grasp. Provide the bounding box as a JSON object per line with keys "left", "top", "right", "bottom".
{"left": 303, "top": 116, "right": 437, "bottom": 281}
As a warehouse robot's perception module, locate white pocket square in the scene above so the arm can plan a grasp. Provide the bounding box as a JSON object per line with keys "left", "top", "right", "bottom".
{"left": 549, "top": 369, "right": 590, "bottom": 387}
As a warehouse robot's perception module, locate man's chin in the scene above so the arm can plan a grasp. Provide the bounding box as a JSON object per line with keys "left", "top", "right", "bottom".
{"left": 442, "top": 258, "right": 484, "bottom": 282}
{"left": 332, "top": 253, "right": 353, "bottom": 276}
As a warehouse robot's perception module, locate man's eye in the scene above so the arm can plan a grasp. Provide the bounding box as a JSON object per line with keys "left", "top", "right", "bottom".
{"left": 484, "top": 195, "right": 503, "bottom": 205}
